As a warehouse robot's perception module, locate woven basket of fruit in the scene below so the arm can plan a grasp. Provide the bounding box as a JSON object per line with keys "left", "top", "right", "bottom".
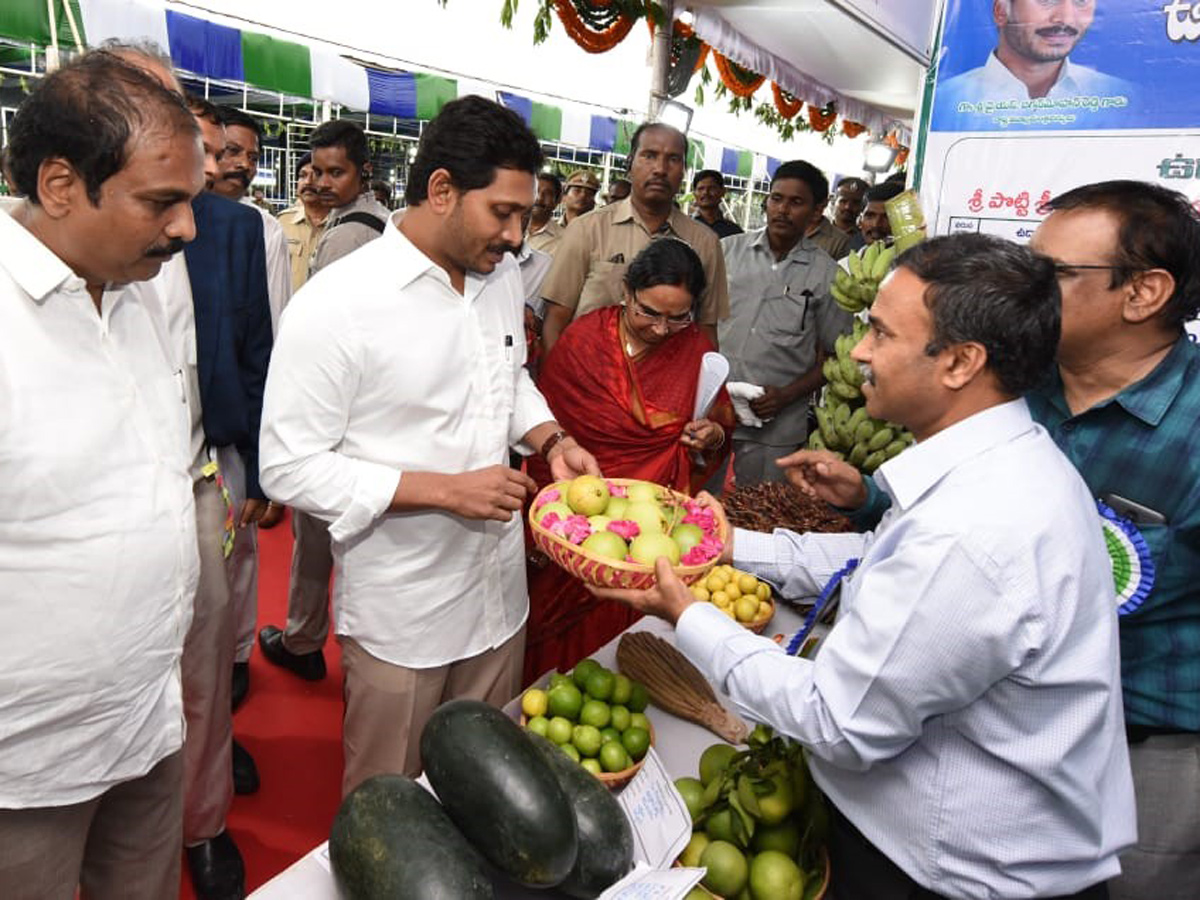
{"left": 519, "top": 659, "right": 655, "bottom": 790}
{"left": 689, "top": 564, "right": 775, "bottom": 633}
{"left": 529, "top": 477, "right": 727, "bottom": 590}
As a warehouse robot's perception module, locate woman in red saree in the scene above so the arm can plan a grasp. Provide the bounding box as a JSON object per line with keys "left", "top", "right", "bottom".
{"left": 524, "top": 238, "right": 735, "bottom": 682}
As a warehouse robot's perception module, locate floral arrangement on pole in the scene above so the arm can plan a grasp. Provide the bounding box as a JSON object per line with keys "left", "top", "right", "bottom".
{"left": 771, "top": 82, "right": 803, "bottom": 119}
{"left": 841, "top": 119, "right": 867, "bottom": 139}
{"left": 713, "top": 51, "right": 766, "bottom": 97}
{"left": 807, "top": 102, "right": 838, "bottom": 132}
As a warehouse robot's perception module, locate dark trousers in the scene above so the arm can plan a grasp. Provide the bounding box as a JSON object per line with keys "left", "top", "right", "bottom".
{"left": 830, "top": 805, "right": 1110, "bottom": 900}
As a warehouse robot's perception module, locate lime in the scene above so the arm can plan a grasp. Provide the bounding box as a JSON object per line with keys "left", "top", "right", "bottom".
{"left": 748, "top": 849, "right": 803, "bottom": 900}
{"left": 627, "top": 681, "right": 650, "bottom": 712}
{"left": 609, "top": 704, "right": 632, "bottom": 733}
{"left": 546, "top": 715, "right": 574, "bottom": 745}
{"left": 559, "top": 743, "right": 581, "bottom": 763}
{"left": 700, "top": 840, "right": 749, "bottom": 897}
{"left": 678, "top": 831, "right": 710, "bottom": 868}
{"left": 547, "top": 682, "right": 584, "bottom": 720}
{"left": 579, "top": 699, "right": 612, "bottom": 730}
{"left": 585, "top": 668, "right": 616, "bottom": 701}
{"left": 610, "top": 673, "right": 633, "bottom": 706}
{"left": 525, "top": 715, "right": 550, "bottom": 738}
{"left": 754, "top": 773, "right": 794, "bottom": 825}
{"left": 599, "top": 727, "right": 622, "bottom": 745}
{"left": 572, "top": 723, "right": 603, "bottom": 758}
{"left": 699, "top": 743, "right": 739, "bottom": 785}
{"left": 674, "top": 776, "right": 706, "bottom": 822}
{"left": 621, "top": 725, "right": 651, "bottom": 761}
{"left": 571, "top": 658, "right": 603, "bottom": 690}
{"left": 548, "top": 672, "right": 573, "bottom": 690}
{"left": 580, "top": 757, "right": 603, "bottom": 776}
{"left": 704, "top": 807, "right": 737, "bottom": 844}
{"left": 629, "top": 712, "right": 650, "bottom": 733}
{"left": 599, "top": 740, "right": 630, "bottom": 773}
{"left": 751, "top": 819, "right": 801, "bottom": 857}
{"left": 521, "top": 688, "right": 549, "bottom": 718}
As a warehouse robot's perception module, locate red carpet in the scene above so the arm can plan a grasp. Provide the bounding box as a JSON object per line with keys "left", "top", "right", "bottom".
{"left": 180, "top": 510, "right": 343, "bottom": 898}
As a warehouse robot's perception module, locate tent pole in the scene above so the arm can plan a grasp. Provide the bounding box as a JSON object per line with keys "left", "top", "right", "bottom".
{"left": 647, "top": 0, "right": 674, "bottom": 120}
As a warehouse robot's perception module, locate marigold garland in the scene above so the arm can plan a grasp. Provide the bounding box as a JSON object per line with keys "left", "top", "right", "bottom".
{"left": 896, "top": 147, "right": 910, "bottom": 167}
{"left": 771, "top": 82, "right": 802, "bottom": 119}
{"left": 554, "top": 0, "right": 638, "bottom": 54}
{"left": 808, "top": 103, "right": 837, "bottom": 132}
{"left": 841, "top": 120, "right": 866, "bottom": 139}
{"left": 714, "top": 51, "right": 766, "bottom": 98}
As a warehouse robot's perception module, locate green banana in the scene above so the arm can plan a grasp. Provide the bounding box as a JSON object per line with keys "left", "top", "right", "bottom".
{"left": 834, "top": 267, "right": 854, "bottom": 292}
{"left": 830, "top": 284, "right": 863, "bottom": 312}
{"left": 846, "top": 250, "right": 864, "bottom": 280}
{"left": 808, "top": 431, "right": 827, "bottom": 451}
{"left": 815, "top": 407, "right": 838, "bottom": 447}
{"left": 868, "top": 427, "right": 895, "bottom": 452}
{"left": 883, "top": 439, "right": 907, "bottom": 459}
{"left": 861, "top": 241, "right": 880, "bottom": 273}
{"left": 862, "top": 449, "right": 887, "bottom": 473}
{"left": 871, "top": 243, "right": 897, "bottom": 280}
{"left": 846, "top": 406, "right": 869, "bottom": 431}
{"left": 848, "top": 442, "right": 869, "bottom": 468}
{"left": 823, "top": 357, "right": 842, "bottom": 384}
{"left": 839, "top": 355, "right": 863, "bottom": 387}
{"left": 833, "top": 403, "right": 852, "bottom": 428}
{"left": 854, "top": 420, "right": 876, "bottom": 446}
{"left": 830, "top": 381, "right": 862, "bottom": 400}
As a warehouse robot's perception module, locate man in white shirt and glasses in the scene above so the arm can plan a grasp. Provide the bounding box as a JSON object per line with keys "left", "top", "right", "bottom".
{"left": 260, "top": 95, "right": 600, "bottom": 795}
{"left": 596, "top": 233, "right": 1135, "bottom": 899}
{"left": 0, "top": 52, "right": 202, "bottom": 899}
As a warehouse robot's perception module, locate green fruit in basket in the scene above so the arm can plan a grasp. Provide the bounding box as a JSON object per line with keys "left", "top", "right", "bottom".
{"left": 579, "top": 699, "right": 611, "bottom": 730}
{"left": 609, "top": 704, "right": 632, "bottom": 733}
{"left": 630, "top": 532, "right": 681, "bottom": 566}
{"left": 599, "top": 727, "right": 621, "bottom": 745}
{"left": 699, "top": 743, "right": 740, "bottom": 786}
{"left": 704, "top": 807, "right": 738, "bottom": 843}
{"left": 674, "top": 777, "right": 707, "bottom": 822}
{"left": 749, "top": 850, "right": 804, "bottom": 900}
{"left": 548, "top": 672, "right": 572, "bottom": 690}
{"left": 572, "top": 658, "right": 603, "bottom": 690}
{"left": 701, "top": 840, "right": 749, "bottom": 897}
{"left": 525, "top": 715, "right": 550, "bottom": 738}
{"left": 566, "top": 474, "right": 611, "bottom": 516}
{"left": 581, "top": 530, "right": 628, "bottom": 561}
{"left": 671, "top": 523, "right": 705, "bottom": 555}
{"left": 537, "top": 501, "right": 574, "bottom": 524}
{"left": 546, "top": 716, "right": 574, "bottom": 745}
{"left": 626, "top": 481, "right": 659, "bottom": 503}
{"left": 610, "top": 674, "right": 633, "bottom": 706}
{"left": 585, "top": 668, "right": 616, "bottom": 702}
{"left": 751, "top": 818, "right": 801, "bottom": 857}
{"left": 627, "top": 682, "right": 650, "bottom": 713}
{"left": 599, "top": 740, "right": 631, "bottom": 773}
{"left": 629, "top": 711, "right": 650, "bottom": 732}
{"left": 580, "top": 757, "right": 602, "bottom": 776}
{"left": 621, "top": 726, "right": 651, "bottom": 761}
{"left": 587, "top": 514, "right": 613, "bottom": 531}
{"left": 560, "top": 743, "right": 581, "bottom": 763}
{"left": 679, "top": 831, "right": 710, "bottom": 868}
{"left": 626, "top": 500, "right": 667, "bottom": 536}
{"left": 548, "top": 682, "right": 584, "bottom": 720}
{"left": 604, "top": 496, "right": 629, "bottom": 518}
{"left": 572, "top": 724, "right": 603, "bottom": 758}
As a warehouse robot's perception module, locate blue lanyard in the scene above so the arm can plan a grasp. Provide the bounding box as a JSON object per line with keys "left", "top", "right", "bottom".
{"left": 786, "top": 558, "right": 860, "bottom": 656}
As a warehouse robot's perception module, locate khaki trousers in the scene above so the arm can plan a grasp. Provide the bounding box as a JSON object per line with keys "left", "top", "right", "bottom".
{"left": 182, "top": 476, "right": 235, "bottom": 844}
{"left": 340, "top": 628, "right": 526, "bottom": 797}
{"left": 0, "top": 751, "right": 183, "bottom": 900}
{"left": 283, "top": 510, "right": 334, "bottom": 654}
{"left": 217, "top": 445, "right": 259, "bottom": 664}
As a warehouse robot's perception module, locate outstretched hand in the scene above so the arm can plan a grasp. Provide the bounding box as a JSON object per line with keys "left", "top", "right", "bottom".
{"left": 775, "top": 449, "right": 867, "bottom": 510}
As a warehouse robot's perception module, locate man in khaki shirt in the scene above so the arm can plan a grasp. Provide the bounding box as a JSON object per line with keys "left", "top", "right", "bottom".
{"left": 540, "top": 122, "right": 730, "bottom": 351}
{"left": 277, "top": 153, "right": 328, "bottom": 293}
{"left": 526, "top": 171, "right": 564, "bottom": 256}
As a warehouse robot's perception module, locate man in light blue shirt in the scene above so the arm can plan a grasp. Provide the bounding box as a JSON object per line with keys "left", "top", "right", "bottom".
{"left": 596, "top": 234, "right": 1135, "bottom": 899}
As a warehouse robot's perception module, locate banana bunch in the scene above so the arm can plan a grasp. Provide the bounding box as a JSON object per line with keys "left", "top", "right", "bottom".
{"left": 831, "top": 240, "right": 897, "bottom": 314}
{"left": 810, "top": 319, "right": 915, "bottom": 473}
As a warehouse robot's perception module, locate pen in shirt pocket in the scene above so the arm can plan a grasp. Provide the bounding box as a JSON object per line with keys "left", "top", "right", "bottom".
{"left": 504, "top": 333, "right": 513, "bottom": 362}
{"left": 174, "top": 368, "right": 186, "bottom": 404}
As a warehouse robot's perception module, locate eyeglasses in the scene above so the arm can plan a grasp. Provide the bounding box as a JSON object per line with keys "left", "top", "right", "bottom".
{"left": 628, "top": 296, "right": 694, "bottom": 328}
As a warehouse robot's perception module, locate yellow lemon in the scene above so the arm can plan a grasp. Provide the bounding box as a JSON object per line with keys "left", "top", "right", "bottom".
{"left": 691, "top": 584, "right": 711, "bottom": 601}
{"left": 723, "top": 578, "right": 742, "bottom": 599}
{"left": 521, "top": 688, "right": 549, "bottom": 718}
{"left": 711, "top": 590, "right": 731, "bottom": 609}
{"left": 738, "top": 573, "right": 759, "bottom": 594}
{"left": 756, "top": 582, "right": 771, "bottom": 601}
{"left": 706, "top": 573, "right": 727, "bottom": 593}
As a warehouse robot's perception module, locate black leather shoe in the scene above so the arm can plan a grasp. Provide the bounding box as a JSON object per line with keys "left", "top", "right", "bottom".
{"left": 257, "top": 625, "right": 326, "bottom": 680}
{"left": 232, "top": 739, "right": 259, "bottom": 795}
{"left": 186, "top": 831, "right": 245, "bottom": 900}
{"left": 231, "top": 662, "right": 249, "bottom": 711}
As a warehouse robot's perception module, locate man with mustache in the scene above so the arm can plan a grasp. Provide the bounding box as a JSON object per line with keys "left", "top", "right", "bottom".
{"left": 526, "top": 170, "right": 564, "bottom": 255}
{"left": 718, "top": 160, "right": 850, "bottom": 487}
{"left": 937, "top": 1, "right": 1131, "bottom": 116}
{"left": 540, "top": 121, "right": 729, "bottom": 353}
{"left": 277, "top": 153, "right": 329, "bottom": 293}
{"left": 258, "top": 119, "right": 389, "bottom": 686}
{"left": 259, "top": 95, "right": 599, "bottom": 792}
{"left": 561, "top": 169, "right": 600, "bottom": 225}
{"left": 0, "top": 51, "right": 203, "bottom": 899}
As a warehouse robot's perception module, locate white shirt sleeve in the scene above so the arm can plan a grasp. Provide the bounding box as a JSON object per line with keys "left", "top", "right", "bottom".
{"left": 259, "top": 296, "right": 400, "bottom": 542}
{"left": 508, "top": 364, "right": 555, "bottom": 455}
{"left": 680, "top": 527, "right": 1041, "bottom": 772}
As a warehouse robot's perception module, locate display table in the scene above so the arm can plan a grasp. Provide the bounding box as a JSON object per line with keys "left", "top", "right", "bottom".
{"left": 249, "top": 604, "right": 806, "bottom": 899}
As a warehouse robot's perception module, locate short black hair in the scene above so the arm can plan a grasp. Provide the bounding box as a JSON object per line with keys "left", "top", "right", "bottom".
{"left": 185, "top": 93, "right": 222, "bottom": 127}
{"left": 899, "top": 233, "right": 1060, "bottom": 396}
{"left": 8, "top": 51, "right": 197, "bottom": 205}
{"left": 310, "top": 119, "right": 370, "bottom": 169}
{"left": 627, "top": 122, "right": 687, "bottom": 166}
{"left": 692, "top": 169, "right": 724, "bottom": 191}
{"left": 218, "top": 107, "right": 263, "bottom": 145}
{"left": 297, "top": 151, "right": 312, "bottom": 170}
{"left": 771, "top": 160, "right": 829, "bottom": 205}
{"left": 624, "top": 238, "right": 707, "bottom": 314}
{"left": 836, "top": 176, "right": 869, "bottom": 195}
{"left": 537, "top": 171, "right": 563, "bottom": 200}
{"left": 405, "top": 96, "right": 542, "bottom": 205}
{"left": 1045, "top": 180, "right": 1200, "bottom": 329}
{"left": 864, "top": 182, "right": 904, "bottom": 204}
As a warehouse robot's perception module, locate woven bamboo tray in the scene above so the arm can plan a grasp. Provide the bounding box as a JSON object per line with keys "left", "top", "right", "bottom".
{"left": 529, "top": 478, "right": 728, "bottom": 590}
{"left": 683, "top": 847, "right": 830, "bottom": 899}
{"left": 520, "top": 713, "right": 655, "bottom": 790}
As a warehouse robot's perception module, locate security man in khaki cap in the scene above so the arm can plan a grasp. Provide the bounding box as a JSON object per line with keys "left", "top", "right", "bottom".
{"left": 562, "top": 169, "right": 600, "bottom": 226}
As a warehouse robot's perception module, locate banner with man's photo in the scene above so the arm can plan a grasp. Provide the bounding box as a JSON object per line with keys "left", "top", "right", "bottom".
{"left": 917, "top": 1, "right": 1200, "bottom": 340}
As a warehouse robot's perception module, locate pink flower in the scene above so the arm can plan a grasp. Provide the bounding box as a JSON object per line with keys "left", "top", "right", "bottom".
{"left": 561, "top": 515, "right": 592, "bottom": 545}
{"left": 682, "top": 508, "right": 719, "bottom": 536}
{"left": 535, "top": 488, "right": 561, "bottom": 509}
{"left": 681, "top": 535, "right": 724, "bottom": 566}
{"left": 607, "top": 482, "right": 628, "bottom": 498}
{"left": 607, "top": 520, "right": 640, "bottom": 541}
{"left": 539, "top": 511, "right": 562, "bottom": 529}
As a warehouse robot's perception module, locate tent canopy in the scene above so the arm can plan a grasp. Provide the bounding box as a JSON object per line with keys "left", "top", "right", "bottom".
{"left": 686, "top": 0, "right": 940, "bottom": 136}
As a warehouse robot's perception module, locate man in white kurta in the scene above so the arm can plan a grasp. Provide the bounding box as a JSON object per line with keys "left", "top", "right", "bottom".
{"left": 260, "top": 95, "right": 598, "bottom": 793}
